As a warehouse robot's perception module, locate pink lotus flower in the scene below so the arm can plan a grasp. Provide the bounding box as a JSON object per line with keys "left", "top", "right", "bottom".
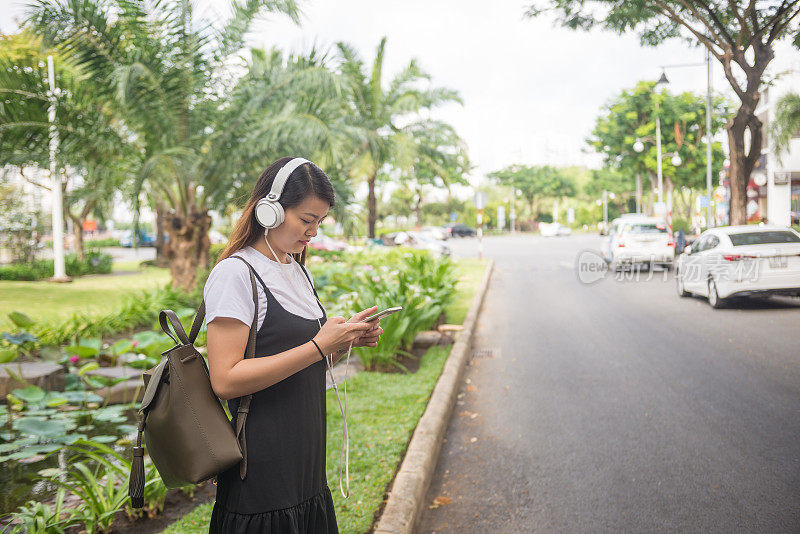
{"left": 131, "top": 341, "right": 139, "bottom": 348}
{"left": 69, "top": 355, "right": 80, "bottom": 364}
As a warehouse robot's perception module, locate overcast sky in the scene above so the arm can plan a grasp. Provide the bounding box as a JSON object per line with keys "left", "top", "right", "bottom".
{"left": 1, "top": 0, "right": 744, "bottom": 188}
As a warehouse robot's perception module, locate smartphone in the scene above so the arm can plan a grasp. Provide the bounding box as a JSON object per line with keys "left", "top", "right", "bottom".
{"left": 364, "top": 306, "right": 402, "bottom": 323}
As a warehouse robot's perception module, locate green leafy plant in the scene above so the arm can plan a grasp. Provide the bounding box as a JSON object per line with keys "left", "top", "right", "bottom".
{"left": 0, "top": 487, "right": 83, "bottom": 533}
{"left": 311, "top": 248, "right": 456, "bottom": 370}
{"left": 39, "top": 439, "right": 132, "bottom": 534}
{"left": 0, "top": 311, "right": 39, "bottom": 363}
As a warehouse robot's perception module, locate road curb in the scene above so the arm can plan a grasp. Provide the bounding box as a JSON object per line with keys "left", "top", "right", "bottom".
{"left": 374, "top": 259, "right": 495, "bottom": 534}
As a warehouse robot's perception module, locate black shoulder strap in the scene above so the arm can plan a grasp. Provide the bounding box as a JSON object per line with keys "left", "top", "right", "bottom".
{"left": 225, "top": 254, "right": 258, "bottom": 480}
{"left": 298, "top": 263, "right": 325, "bottom": 315}
{"left": 297, "top": 262, "right": 318, "bottom": 297}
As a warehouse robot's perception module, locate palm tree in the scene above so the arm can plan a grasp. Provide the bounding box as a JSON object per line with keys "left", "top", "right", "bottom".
{"left": 772, "top": 93, "right": 800, "bottom": 158}
{"left": 335, "top": 36, "right": 463, "bottom": 237}
{"left": 22, "top": 0, "right": 359, "bottom": 290}
{"left": 0, "top": 30, "right": 135, "bottom": 260}
{"left": 398, "top": 119, "right": 471, "bottom": 223}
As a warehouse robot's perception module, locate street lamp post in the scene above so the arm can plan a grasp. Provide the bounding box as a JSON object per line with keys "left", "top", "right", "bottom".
{"left": 705, "top": 49, "right": 714, "bottom": 228}
{"left": 654, "top": 70, "right": 669, "bottom": 206}
{"left": 47, "top": 55, "right": 68, "bottom": 282}
{"left": 636, "top": 172, "right": 642, "bottom": 214}
{"left": 656, "top": 59, "right": 715, "bottom": 228}
{"left": 597, "top": 190, "right": 615, "bottom": 230}
{"left": 510, "top": 188, "right": 517, "bottom": 234}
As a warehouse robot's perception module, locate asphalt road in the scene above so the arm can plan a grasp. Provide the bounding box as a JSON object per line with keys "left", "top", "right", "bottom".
{"left": 419, "top": 233, "right": 800, "bottom": 533}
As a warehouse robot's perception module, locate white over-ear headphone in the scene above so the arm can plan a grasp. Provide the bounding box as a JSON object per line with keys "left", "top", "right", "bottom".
{"left": 254, "top": 157, "right": 311, "bottom": 229}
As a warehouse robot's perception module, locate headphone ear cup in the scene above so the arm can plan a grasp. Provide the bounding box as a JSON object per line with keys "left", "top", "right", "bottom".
{"left": 255, "top": 199, "right": 285, "bottom": 229}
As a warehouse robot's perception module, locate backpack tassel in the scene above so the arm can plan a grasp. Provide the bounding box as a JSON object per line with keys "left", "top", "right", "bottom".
{"left": 129, "top": 419, "right": 146, "bottom": 509}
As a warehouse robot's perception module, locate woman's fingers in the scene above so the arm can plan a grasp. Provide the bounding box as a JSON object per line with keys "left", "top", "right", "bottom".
{"left": 349, "top": 306, "right": 378, "bottom": 322}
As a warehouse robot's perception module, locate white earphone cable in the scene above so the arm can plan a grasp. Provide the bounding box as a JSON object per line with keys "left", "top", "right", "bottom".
{"left": 263, "top": 230, "right": 351, "bottom": 499}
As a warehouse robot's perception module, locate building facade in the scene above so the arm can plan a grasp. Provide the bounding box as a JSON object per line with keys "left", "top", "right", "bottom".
{"left": 755, "top": 41, "right": 800, "bottom": 227}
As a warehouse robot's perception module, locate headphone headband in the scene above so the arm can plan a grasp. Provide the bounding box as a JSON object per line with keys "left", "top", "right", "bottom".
{"left": 266, "top": 157, "right": 311, "bottom": 202}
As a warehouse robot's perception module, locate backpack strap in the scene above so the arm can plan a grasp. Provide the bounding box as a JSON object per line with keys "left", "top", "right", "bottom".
{"left": 226, "top": 254, "right": 259, "bottom": 480}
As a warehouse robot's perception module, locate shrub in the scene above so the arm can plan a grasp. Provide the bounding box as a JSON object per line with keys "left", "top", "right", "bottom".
{"left": 0, "top": 250, "right": 112, "bottom": 280}
{"left": 311, "top": 248, "right": 457, "bottom": 370}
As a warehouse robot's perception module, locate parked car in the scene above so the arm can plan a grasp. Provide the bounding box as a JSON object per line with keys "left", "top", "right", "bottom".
{"left": 309, "top": 230, "right": 348, "bottom": 251}
{"left": 606, "top": 216, "right": 674, "bottom": 270}
{"left": 421, "top": 226, "right": 450, "bottom": 240}
{"left": 539, "top": 222, "right": 572, "bottom": 237}
{"left": 406, "top": 231, "right": 451, "bottom": 256}
{"left": 119, "top": 230, "right": 156, "bottom": 247}
{"left": 675, "top": 225, "right": 800, "bottom": 308}
{"left": 379, "top": 232, "right": 402, "bottom": 246}
{"left": 444, "top": 223, "right": 476, "bottom": 238}
{"left": 209, "top": 229, "right": 227, "bottom": 245}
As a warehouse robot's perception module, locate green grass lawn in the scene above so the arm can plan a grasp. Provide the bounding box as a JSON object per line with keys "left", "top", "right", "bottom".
{"left": 445, "top": 257, "right": 488, "bottom": 325}
{"left": 159, "top": 257, "right": 489, "bottom": 534}
{"left": 0, "top": 263, "right": 170, "bottom": 332}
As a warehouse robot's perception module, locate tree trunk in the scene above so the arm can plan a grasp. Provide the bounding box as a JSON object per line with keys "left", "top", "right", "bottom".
{"left": 367, "top": 172, "right": 377, "bottom": 238}
{"left": 154, "top": 204, "right": 170, "bottom": 267}
{"left": 65, "top": 199, "right": 96, "bottom": 261}
{"left": 164, "top": 207, "right": 212, "bottom": 292}
{"left": 726, "top": 109, "right": 762, "bottom": 225}
{"left": 719, "top": 44, "right": 771, "bottom": 226}
{"left": 68, "top": 214, "right": 84, "bottom": 261}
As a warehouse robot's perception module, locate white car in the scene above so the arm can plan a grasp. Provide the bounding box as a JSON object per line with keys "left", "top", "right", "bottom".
{"left": 606, "top": 216, "right": 674, "bottom": 269}
{"left": 405, "top": 231, "right": 452, "bottom": 256}
{"left": 209, "top": 229, "right": 227, "bottom": 244}
{"left": 539, "top": 222, "right": 572, "bottom": 237}
{"left": 309, "top": 230, "right": 348, "bottom": 251}
{"left": 675, "top": 225, "right": 800, "bottom": 308}
{"left": 420, "top": 226, "right": 450, "bottom": 240}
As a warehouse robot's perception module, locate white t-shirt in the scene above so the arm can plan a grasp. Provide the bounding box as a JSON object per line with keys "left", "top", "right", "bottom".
{"left": 203, "top": 246, "right": 323, "bottom": 330}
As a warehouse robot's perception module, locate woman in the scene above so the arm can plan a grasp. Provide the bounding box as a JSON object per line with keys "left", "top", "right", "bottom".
{"left": 204, "top": 157, "right": 382, "bottom": 533}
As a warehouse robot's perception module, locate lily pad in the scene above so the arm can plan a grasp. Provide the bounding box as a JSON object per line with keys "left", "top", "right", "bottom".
{"left": 38, "top": 345, "right": 64, "bottom": 362}
{"left": 37, "top": 467, "right": 62, "bottom": 477}
{"left": 52, "top": 433, "right": 87, "bottom": 445}
{"left": 0, "top": 438, "right": 37, "bottom": 453}
{"left": 12, "top": 385, "right": 46, "bottom": 404}
{"left": 132, "top": 330, "right": 161, "bottom": 348}
{"left": 110, "top": 339, "right": 134, "bottom": 355}
{"left": 44, "top": 395, "right": 69, "bottom": 408}
{"left": 59, "top": 390, "right": 104, "bottom": 404}
{"left": 21, "top": 408, "right": 58, "bottom": 417}
{"left": 92, "top": 435, "right": 118, "bottom": 443}
{"left": 77, "top": 362, "right": 99, "bottom": 376}
{"left": 13, "top": 417, "right": 68, "bottom": 439}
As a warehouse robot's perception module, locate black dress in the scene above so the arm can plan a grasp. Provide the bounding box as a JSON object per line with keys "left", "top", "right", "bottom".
{"left": 209, "top": 263, "right": 338, "bottom": 533}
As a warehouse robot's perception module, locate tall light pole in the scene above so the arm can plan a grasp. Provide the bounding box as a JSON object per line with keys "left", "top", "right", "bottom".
{"left": 657, "top": 59, "right": 715, "bottom": 228}
{"left": 597, "top": 190, "right": 615, "bottom": 230}
{"left": 636, "top": 172, "right": 642, "bottom": 214}
{"left": 705, "top": 49, "right": 714, "bottom": 228}
{"left": 654, "top": 70, "right": 669, "bottom": 208}
{"left": 47, "top": 55, "right": 68, "bottom": 281}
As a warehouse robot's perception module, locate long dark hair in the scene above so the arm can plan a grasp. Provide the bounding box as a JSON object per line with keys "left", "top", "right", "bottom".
{"left": 217, "top": 157, "right": 336, "bottom": 266}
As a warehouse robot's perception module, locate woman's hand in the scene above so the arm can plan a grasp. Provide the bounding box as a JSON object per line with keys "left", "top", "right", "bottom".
{"left": 346, "top": 306, "right": 383, "bottom": 348}
{"left": 312, "top": 316, "right": 372, "bottom": 357}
